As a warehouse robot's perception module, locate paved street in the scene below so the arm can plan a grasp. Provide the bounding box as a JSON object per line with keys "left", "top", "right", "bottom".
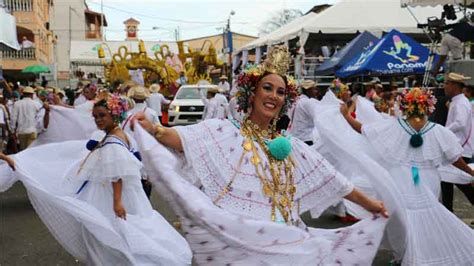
{"left": 1, "top": 182, "right": 473, "bottom": 265}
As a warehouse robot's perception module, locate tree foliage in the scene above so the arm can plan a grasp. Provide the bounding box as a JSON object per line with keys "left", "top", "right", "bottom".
{"left": 259, "top": 9, "right": 303, "bottom": 36}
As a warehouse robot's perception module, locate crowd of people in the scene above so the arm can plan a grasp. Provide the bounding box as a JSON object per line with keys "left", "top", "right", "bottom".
{"left": 0, "top": 45, "right": 473, "bottom": 265}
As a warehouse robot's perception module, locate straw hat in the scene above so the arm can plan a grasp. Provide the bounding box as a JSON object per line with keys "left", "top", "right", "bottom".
{"left": 23, "top": 86, "right": 35, "bottom": 94}
{"left": 300, "top": 80, "right": 316, "bottom": 90}
{"left": 149, "top": 84, "right": 161, "bottom": 93}
{"left": 55, "top": 88, "right": 66, "bottom": 96}
{"left": 127, "top": 85, "right": 150, "bottom": 100}
{"left": 207, "top": 86, "right": 219, "bottom": 94}
{"left": 364, "top": 77, "right": 381, "bottom": 86}
{"left": 445, "top": 72, "right": 471, "bottom": 84}
{"left": 219, "top": 75, "right": 228, "bottom": 80}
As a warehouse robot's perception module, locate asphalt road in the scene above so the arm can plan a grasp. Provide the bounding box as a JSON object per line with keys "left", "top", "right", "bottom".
{"left": 1, "top": 182, "right": 473, "bottom": 265}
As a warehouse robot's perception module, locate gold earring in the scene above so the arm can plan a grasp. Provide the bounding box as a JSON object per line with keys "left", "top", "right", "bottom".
{"left": 271, "top": 118, "right": 278, "bottom": 133}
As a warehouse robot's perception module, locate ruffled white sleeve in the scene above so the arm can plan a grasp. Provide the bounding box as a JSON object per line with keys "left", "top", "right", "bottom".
{"left": 76, "top": 143, "right": 142, "bottom": 183}
{"left": 291, "top": 140, "right": 354, "bottom": 216}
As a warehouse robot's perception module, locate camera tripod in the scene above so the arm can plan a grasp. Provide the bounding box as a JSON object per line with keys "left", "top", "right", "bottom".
{"left": 422, "top": 40, "right": 439, "bottom": 88}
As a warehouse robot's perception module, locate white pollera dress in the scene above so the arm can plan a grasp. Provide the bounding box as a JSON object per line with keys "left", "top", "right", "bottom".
{"left": 133, "top": 119, "right": 389, "bottom": 265}
{"left": 362, "top": 118, "right": 474, "bottom": 265}
{"left": 0, "top": 134, "right": 192, "bottom": 265}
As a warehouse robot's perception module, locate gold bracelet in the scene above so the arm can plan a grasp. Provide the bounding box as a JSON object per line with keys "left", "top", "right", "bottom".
{"left": 154, "top": 124, "right": 165, "bottom": 140}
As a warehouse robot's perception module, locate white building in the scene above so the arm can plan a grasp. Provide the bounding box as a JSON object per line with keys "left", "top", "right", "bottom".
{"left": 50, "top": 0, "right": 106, "bottom": 87}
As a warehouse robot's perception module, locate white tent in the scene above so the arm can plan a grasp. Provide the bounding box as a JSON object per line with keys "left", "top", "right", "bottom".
{"left": 237, "top": 0, "right": 442, "bottom": 53}
{"left": 0, "top": 7, "right": 20, "bottom": 50}
{"left": 401, "top": 0, "right": 474, "bottom": 7}
{"left": 239, "top": 12, "right": 319, "bottom": 51}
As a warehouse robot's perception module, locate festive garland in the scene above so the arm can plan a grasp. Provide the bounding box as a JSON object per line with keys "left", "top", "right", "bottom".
{"left": 329, "top": 79, "right": 349, "bottom": 99}
{"left": 396, "top": 87, "right": 436, "bottom": 117}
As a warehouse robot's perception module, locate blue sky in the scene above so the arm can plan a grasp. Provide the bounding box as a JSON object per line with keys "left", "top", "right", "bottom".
{"left": 86, "top": 0, "right": 334, "bottom": 41}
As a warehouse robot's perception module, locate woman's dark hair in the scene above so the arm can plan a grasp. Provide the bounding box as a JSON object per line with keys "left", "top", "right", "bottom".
{"left": 93, "top": 99, "right": 108, "bottom": 109}
{"left": 257, "top": 71, "right": 289, "bottom": 89}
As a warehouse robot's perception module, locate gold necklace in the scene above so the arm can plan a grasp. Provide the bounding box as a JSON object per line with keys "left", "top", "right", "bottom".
{"left": 241, "top": 119, "right": 296, "bottom": 224}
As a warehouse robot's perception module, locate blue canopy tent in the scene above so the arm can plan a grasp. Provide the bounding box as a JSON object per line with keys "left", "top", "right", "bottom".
{"left": 314, "top": 31, "right": 379, "bottom": 76}
{"left": 336, "top": 29, "right": 437, "bottom": 78}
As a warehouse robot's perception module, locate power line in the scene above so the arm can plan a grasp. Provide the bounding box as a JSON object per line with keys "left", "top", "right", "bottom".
{"left": 88, "top": 1, "right": 226, "bottom": 24}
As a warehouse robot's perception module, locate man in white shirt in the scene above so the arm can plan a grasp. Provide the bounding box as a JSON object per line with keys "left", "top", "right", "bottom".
{"left": 217, "top": 75, "right": 230, "bottom": 96}
{"left": 12, "top": 86, "right": 50, "bottom": 150}
{"left": 123, "top": 85, "right": 160, "bottom": 134}
{"left": 125, "top": 85, "right": 159, "bottom": 199}
{"left": 176, "top": 71, "right": 187, "bottom": 87}
{"left": 288, "top": 80, "right": 320, "bottom": 146}
{"left": 21, "top": 36, "right": 34, "bottom": 49}
{"left": 146, "top": 84, "right": 170, "bottom": 124}
{"left": 200, "top": 87, "right": 228, "bottom": 120}
{"left": 442, "top": 72, "right": 474, "bottom": 211}
{"left": 73, "top": 82, "right": 88, "bottom": 106}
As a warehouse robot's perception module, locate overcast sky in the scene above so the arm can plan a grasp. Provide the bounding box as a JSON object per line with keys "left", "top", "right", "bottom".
{"left": 86, "top": 0, "right": 335, "bottom": 41}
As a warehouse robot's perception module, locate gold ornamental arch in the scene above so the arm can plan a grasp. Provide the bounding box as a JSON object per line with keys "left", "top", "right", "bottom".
{"left": 98, "top": 40, "right": 224, "bottom": 96}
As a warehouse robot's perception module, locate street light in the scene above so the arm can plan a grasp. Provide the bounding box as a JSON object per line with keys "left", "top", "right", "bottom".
{"left": 152, "top": 26, "right": 179, "bottom": 41}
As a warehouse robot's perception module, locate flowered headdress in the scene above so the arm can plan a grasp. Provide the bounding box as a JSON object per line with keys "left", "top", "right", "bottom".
{"left": 236, "top": 46, "right": 298, "bottom": 116}
{"left": 85, "top": 83, "right": 98, "bottom": 94}
{"left": 329, "top": 79, "right": 349, "bottom": 98}
{"left": 94, "top": 94, "right": 129, "bottom": 124}
{"left": 396, "top": 87, "right": 436, "bottom": 117}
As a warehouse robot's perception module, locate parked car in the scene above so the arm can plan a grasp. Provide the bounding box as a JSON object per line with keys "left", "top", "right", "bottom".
{"left": 167, "top": 84, "right": 217, "bottom": 126}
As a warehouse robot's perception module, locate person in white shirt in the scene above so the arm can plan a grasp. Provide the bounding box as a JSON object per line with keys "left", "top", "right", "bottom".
{"left": 288, "top": 80, "right": 321, "bottom": 146}
{"left": 123, "top": 85, "right": 160, "bottom": 134}
{"left": 124, "top": 85, "right": 159, "bottom": 199}
{"left": 0, "top": 96, "right": 10, "bottom": 152}
{"left": 21, "top": 36, "right": 34, "bottom": 49}
{"left": 73, "top": 82, "right": 89, "bottom": 106}
{"left": 0, "top": 98, "right": 6, "bottom": 152}
{"left": 12, "top": 86, "right": 50, "bottom": 150}
{"left": 217, "top": 75, "right": 230, "bottom": 96}
{"left": 200, "top": 87, "right": 228, "bottom": 120}
{"left": 228, "top": 96, "right": 244, "bottom": 122}
{"left": 442, "top": 72, "right": 474, "bottom": 211}
{"left": 146, "top": 84, "right": 170, "bottom": 124}
{"left": 176, "top": 71, "right": 187, "bottom": 87}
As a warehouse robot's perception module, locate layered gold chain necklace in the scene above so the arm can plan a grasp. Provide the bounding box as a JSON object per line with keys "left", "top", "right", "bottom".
{"left": 240, "top": 119, "right": 296, "bottom": 224}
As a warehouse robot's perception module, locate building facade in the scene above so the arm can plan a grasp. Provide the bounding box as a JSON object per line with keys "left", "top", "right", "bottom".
{"left": 50, "top": 0, "right": 106, "bottom": 86}
{"left": 1, "top": 0, "right": 54, "bottom": 81}
{"left": 182, "top": 32, "right": 257, "bottom": 61}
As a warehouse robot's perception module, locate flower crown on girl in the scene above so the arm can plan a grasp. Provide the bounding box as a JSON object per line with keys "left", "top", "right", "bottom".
{"left": 94, "top": 94, "right": 129, "bottom": 124}
{"left": 396, "top": 87, "right": 437, "bottom": 117}
{"left": 329, "top": 79, "right": 349, "bottom": 98}
{"left": 235, "top": 46, "right": 298, "bottom": 116}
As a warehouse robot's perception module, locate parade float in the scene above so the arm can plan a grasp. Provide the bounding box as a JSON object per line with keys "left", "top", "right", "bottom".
{"left": 97, "top": 39, "right": 225, "bottom": 96}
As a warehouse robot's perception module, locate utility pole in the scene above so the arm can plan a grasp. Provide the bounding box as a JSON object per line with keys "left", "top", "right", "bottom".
{"left": 68, "top": 6, "right": 72, "bottom": 88}
{"left": 174, "top": 27, "right": 180, "bottom": 41}
{"left": 101, "top": 0, "right": 104, "bottom": 41}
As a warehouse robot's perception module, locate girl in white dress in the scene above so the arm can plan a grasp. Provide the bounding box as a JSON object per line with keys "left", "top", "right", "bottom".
{"left": 1, "top": 94, "right": 192, "bottom": 265}
{"left": 340, "top": 87, "right": 474, "bottom": 265}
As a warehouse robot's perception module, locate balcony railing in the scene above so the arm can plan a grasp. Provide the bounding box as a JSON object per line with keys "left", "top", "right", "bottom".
{"left": 1, "top": 48, "right": 36, "bottom": 60}
{"left": 4, "top": 0, "right": 33, "bottom": 12}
